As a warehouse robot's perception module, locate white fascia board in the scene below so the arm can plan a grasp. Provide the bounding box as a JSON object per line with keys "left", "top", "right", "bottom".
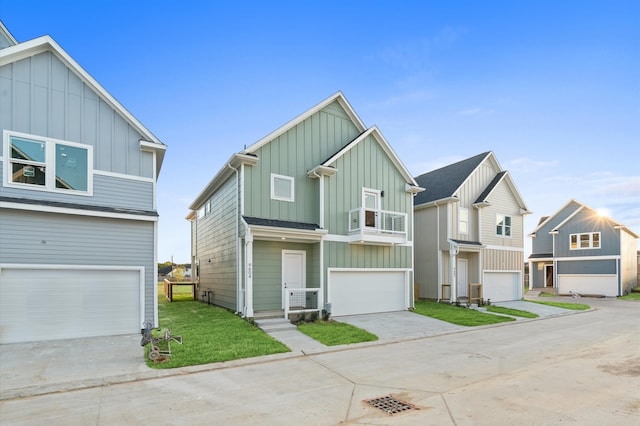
{"left": 531, "top": 198, "right": 583, "bottom": 235}
{"left": 414, "top": 196, "right": 459, "bottom": 210}
{"left": 0, "top": 200, "right": 158, "bottom": 222}
{"left": 1, "top": 36, "right": 166, "bottom": 151}
{"left": 551, "top": 205, "right": 585, "bottom": 232}
{"left": 189, "top": 153, "right": 257, "bottom": 210}
{"left": 307, "top": 165, "right": 337, "bottom": 178}
{"left": 454, "top": 152, "right": 492, "bottom": 197}
{"left": 244, "top": 91, "right": 367, "bottom": 154}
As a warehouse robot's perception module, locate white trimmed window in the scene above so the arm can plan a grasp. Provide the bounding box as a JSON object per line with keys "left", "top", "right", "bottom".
{"left": 271, "top": 173, "right": 294, "bottom": 202}
{"left": 459, "top": 207, "right": 469, "bottom": 234}
{"left": 4, "top": 131, "right": 92, "bottom": 194}
{"left": 496, "top": 214, "right": 512, "bottom": 237}
{"left": 570, "top": 232, "right": 600, "bottom": 250}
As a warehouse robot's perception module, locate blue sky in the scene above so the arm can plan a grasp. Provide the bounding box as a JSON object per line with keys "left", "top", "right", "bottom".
{"left": 3, "top": 0, "right": 639, "bottom": 262}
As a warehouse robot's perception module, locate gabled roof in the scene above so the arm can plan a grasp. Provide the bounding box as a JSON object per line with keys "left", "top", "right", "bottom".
{"left": 243, "top": 91, "right": 367, "bottom": 155}
{"left": 0, "top": 21, "right": 18, "bottom": 48}
{"left": 414, "top": 152, "right": 491, "bottom": 206}
{"left": 413, "top": 151, "right": 529, "bottom": 212}
{"left": 313, "top": 125, "right": 421, "bottom": 189}
{"left": 0, "top": 33, "right": 166, "bottom": 175}
{"left": 530, "top": 198, "right": 639, "bottom": 239}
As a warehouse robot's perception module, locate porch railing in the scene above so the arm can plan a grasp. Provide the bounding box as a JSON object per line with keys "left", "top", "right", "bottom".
{"left": 348, "top": 208, "right": 407, "bottom": 236}
{"left": 284, "top": 288, "right": 321, "bottom": 317}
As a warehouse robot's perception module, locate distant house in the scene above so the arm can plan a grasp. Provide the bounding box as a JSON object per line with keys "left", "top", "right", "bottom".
{"left": 413, "top": 151, "right": 531, "bottom": 303}
{"left": 528, "top": 199, "right": 638, "bottom": 297}
{"left": 187, "top": 92, "right": 423, "bottom": 318}
{"left": 0, "top": 23, "right": 166, "bottom": 343}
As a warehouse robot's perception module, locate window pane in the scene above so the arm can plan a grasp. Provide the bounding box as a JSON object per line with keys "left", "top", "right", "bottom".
{"left": 55, "top": 144, "right": 88, "bottom": 191}
{"left": 11, "top": 163, "right": 46, "bottom": 185}
{"left": 505, "top": 226, "right": 511, "bottom": 236}
{"left": 11, "top": 137, "right": 46, "bottom": 162}
{"left": 570, "top": 235, "right": 578, "bottom": 249}
{"left": 580, "top": 234, "right": 590, "bottom": 248}
{"left": 505, "top": 216, "right": 511, "bottom": 226}
{"left": 273, "top": 177, "right": 292, "bottom": 199}
{"left": 592, "top": 233, "right": 600, "bottom": 248}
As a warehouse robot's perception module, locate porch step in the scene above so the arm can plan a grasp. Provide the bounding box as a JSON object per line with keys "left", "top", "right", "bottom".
{"left": 253, "top": 310, "right": 285, "bottom": 320}
{"left": 525, "top": 290, "right": 542, "bottom": 297}
{"left": 255, "top": 318, "right": 296, "bottom": 333}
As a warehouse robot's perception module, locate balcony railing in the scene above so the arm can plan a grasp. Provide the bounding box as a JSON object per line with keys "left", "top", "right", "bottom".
{"left": 348, "top": 208, "right": 407, "bottom": 245}
{"left": 284, "top": 288, "right": 322, "bottom": 317}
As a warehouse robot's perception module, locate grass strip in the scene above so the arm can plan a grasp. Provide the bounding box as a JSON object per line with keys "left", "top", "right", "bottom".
{"left": 413, "top": 300, "right": 515, "bottom": 326}
{"left": 528, "top": 300, "right": 590, "bottom": 310}
{"left": 486, "top": 305, "right": 538, "bottom": 318}
{"left": 298, "top": 321, "right": 378, "bottom": 346}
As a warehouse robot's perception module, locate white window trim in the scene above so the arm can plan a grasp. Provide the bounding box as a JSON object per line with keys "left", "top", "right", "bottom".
{"left": 271, "top": 173, "right": 295, "bottom": 202}
{"left": 570, "top": 232, "right": 601, "bottom": 250}
{"left": 459, "top": 207, "right": 469, "bottom": 235}
{"left": 496, "top": 213, "right": 512, "bottom": 238}
{"left": 3, "top": 130, "right": 93, "bottom": 196}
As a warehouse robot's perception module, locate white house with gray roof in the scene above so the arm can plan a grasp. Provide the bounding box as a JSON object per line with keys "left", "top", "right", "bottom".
{"left": 0, "top": 23, "right": 166, "bottom": 343}
{"left": 413, "top": 151, "right": 530, "bottom": 303}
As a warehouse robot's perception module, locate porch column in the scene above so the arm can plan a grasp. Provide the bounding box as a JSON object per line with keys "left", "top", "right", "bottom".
{"left": 450, "top": 242, "right": 458, "bottom": 302}
{"left": 245, "top": 233, "right": 254, "bottom": 317}
{"left": 319, "top": 239, "right": 324, "bottom": 312}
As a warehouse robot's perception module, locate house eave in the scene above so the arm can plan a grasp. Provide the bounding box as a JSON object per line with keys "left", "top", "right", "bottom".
{"left": 415, "top": 196, "right": 459, "bottom": 210}
{"left": 248, "top": 225, "right": 328, "bottom": 242}
{"left": 307, "top": 165, "right": 337, "bottom": 178}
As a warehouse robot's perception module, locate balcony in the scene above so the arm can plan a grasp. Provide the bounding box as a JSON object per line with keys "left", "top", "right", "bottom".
{"left": 348, "top": 207, "right": 407, "bottom": 245}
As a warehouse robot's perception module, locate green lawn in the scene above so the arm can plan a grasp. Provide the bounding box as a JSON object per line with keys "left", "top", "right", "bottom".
{"left": 413, "top": 300, "right": 516, "bottom": 326}
{"left": 298, "top": 321, "right": 378, "bottom": 346}
{"left": 619, "top": 287, "right": 640, "bottom": 300}
{"left": 528, "top": 300, "right": 590, "bottom": 310}
{"left": 146, "top": 288, "right": 289, "bottom": 369}
{"left": 486, "top": 305, "right": 539, "bottom": 318}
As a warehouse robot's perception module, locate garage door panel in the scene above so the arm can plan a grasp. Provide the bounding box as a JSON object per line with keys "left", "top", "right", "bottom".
{"left": 329, "top": 270, "right": 407, "bottom": 316}
{"left": 0, "top": 268, "right": 140, "bottom": 344}
{"left": 483, "top": 272, "right": 520, "bottom": 302}
{"left": 558, "top": 274, "right": 617, "bottom": 297}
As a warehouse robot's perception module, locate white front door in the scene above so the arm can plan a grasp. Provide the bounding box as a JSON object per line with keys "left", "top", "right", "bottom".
{"left": 282, "top": 250, "right": 306, "bottom": 308}
{"left": 457, "top": 259, "right": 468, "bottom": 298}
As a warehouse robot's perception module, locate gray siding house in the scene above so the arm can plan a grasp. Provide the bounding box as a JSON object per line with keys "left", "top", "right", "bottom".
{"left": 528, "top": 199, "right": 638, "bottom": 297}
{"left": 414, "top": 152, "right": 531, "bottom": 303}
{"left": 188, "top": 92, "right": 423, "bottom": 318}
{"left": 0, "top": 24, "right": 166, "bottom": 343}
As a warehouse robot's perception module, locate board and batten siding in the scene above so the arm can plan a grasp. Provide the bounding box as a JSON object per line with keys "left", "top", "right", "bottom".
{"left": 483, "top": 248, "right": 524, "bottom": 272}
{"left": 0, "top": 51, "right": 154, "bottom": 179}
{"left": 252, "top": 241, "right": 320, "bottom": 311}
{"left": 243, "top": 101, "right": 360, "bottom": 224}
{"left": 324, "top": 133, "right": 414, "bottom": 236}
{"left": 531, "top": 201, "right": 582, "bottom": 254}
{"left": 479, "top": 182, "right": 524, "bottom": 248}
{"left": 414, "top": 206, "right": 440, "bottom": 299}
{"left": 0, "top": 162, "right": 154, "bottom": 211}
{"left": 193, "top": 175, "right": 238, "bottom": 310}
{"left": 0, "top": 209, "right": 156, "bottom": 320}
{"left": 555, "top": 209, "right": 620, "bottom": 258}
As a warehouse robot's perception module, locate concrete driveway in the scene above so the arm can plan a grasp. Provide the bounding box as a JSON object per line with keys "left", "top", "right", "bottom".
{"left": 1, "top": 297, "right": 637, "bottom": 425}
{"left": 1, "top": 298, "right": 579, "bottom": 400}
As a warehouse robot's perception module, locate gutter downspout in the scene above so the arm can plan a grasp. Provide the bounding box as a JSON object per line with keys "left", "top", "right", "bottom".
{"left": 228, "top": 164, "right": 242, "bottom": 315}
{"left": 309, "top": 170, "right": 326, "bottom": 312}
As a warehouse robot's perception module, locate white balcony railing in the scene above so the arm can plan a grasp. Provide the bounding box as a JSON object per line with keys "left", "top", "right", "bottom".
{"left": 284, "top": 288, "right": 322, "bottom": 317}
{"left": 348, "top": 208, "right": 407, "bottom": 245}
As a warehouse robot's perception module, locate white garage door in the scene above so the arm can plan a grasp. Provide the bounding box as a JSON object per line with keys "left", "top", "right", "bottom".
{"left": 0, "top": 267, "right": 141, "bottom": 344}
{"left": 558, "top": 274, "right": 618, "bottom": 297}
{"left": 328, "top": 270, "right": 407, "bottom": 316}
{"left": 483, "top": 272, "right": 521, "bottom": 302}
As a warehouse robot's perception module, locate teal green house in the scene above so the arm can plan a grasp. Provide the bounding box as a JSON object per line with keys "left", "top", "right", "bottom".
{"left": 188, "top": 92, "right": 423, "bottom": 318}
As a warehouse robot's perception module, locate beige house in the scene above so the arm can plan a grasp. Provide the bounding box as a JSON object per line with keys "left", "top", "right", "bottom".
{"left": 414, "top": 151, "right": 530, "bottom": 303}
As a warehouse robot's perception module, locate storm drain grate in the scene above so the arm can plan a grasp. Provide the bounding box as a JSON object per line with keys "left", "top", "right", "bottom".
{"left": 365, "top": 395, "right": 417, "bottom": 415}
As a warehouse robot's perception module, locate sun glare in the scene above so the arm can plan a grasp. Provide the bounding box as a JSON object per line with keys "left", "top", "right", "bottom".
{"left": 596, "top": 208, "right": 610, "bottom": 217}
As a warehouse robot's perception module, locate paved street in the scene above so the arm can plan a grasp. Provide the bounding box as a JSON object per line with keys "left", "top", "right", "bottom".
{"left": 1, "top": 298, "right": 639, "bottom": 425}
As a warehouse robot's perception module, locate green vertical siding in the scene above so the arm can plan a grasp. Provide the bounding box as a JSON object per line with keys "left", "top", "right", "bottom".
{"left": 252, "top": 241, "right": 320, "bottom": 311}
{"left": 243, "top": 101, "right": 360, "bottom": 224}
